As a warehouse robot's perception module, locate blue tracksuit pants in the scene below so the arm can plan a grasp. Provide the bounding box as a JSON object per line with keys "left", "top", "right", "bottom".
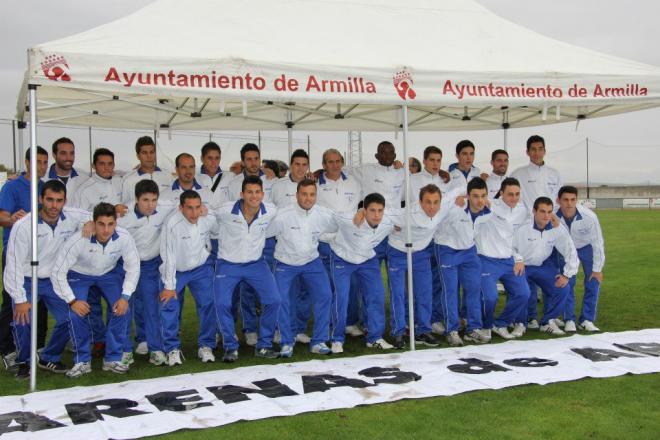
{"left": 429, "top": 243, "right": 445, "bottom": 325}
{"left": 238, "top": 237, "right": 276, "bottom": 334}
{"left": 319, "top": 242, "right": 364, "bottom": 329}
{"left": 66, "top": 270, "right": 129, "bottom": 363}
{"left": 274, "top": 258, "right": 332, "bottom": 347}
{"left": 521, "top": 256, "right": 570, "bottom": 325}
{"left": 435, "top": 244, "right": 483, "bottom": 333}
{"left": 564, "top": 245, "right": 600, "bottom": 323}
{"left": 159, "top": 258, "right": 217, "bottom": 353}
{"left": 12, "top": 278, "right": 69, "bottom": 365}
{"left": 123, "top": 257, "right": 161, "bottom": 353}
{"left": 479, "top": 255, "right": 530, "bottom": 328}
{"left": 330, "top": 254, "right": 385, "bottom": 344}
{"left": 387, "top": 245, "right": 433, "bottom": 336}
{"left": 215, "top": 258, "right": 280, "bottom": 351}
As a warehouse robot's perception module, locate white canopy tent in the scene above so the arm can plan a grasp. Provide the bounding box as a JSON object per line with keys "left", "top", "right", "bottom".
{"left": 16, "top": 0, "right": 660, "bottom": 390}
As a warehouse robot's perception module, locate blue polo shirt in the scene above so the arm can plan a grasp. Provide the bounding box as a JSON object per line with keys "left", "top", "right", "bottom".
{"left": 0, "top": 173, "right": 43, "bottom": 248}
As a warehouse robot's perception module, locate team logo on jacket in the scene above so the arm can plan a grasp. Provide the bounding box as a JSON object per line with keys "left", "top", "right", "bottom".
{"left": 41, "top": 54, "right": 71, "bottom": 82}
{"left": 393, "top": 69, "right": 416, "bottom": 100}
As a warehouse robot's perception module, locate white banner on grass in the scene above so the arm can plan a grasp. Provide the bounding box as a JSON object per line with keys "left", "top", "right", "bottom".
{"left": 1, "top": 330, "right": 659, "bottom": 439}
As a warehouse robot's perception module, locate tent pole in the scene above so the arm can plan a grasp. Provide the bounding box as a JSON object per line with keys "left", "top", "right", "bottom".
{"left": 17, "top": 121, "right": 26, "bottom": 172}
{"left": 502, "top": 108, "right": 509, "bottom": 151}
{"left": 586, "top": 137, "right": 590, "bottom": 199}
{"left": 11, "top": 120, "right": 17, "bottom": 172}
{"left": 401, "top": 104, "right": 415, "bottom": 351}
{"left": 28, "top": 84, "right": 39, "bottom": 392}
{"left": 88, "top": 127, "right": 93, "bottom": 175}
{"left": 286, "top": 109, "right": 293, "bottom": 158}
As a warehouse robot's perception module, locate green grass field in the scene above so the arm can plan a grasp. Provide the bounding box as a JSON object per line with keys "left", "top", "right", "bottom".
{"left": 1, "top": 210, "right": 659, "bottom": 439}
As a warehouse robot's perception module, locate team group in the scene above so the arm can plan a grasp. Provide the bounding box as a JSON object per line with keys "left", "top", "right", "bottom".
{"left": 0, "top": 134, "right": 604, "bottom": 379}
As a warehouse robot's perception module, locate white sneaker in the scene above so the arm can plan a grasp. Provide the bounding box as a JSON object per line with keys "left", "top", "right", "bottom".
{"left": 540, "top": 321, "right": 566, "bottom": 336}
{"left": 345, "top": 325, "right": 364, "bottom": 337}
{"left": 295, "top": 333, "right": 311, "bottom": 344}
{"left": 2, "top": 351, "right": 17, "bottom": 370}
{"left": 446, "top": 331, "right": 464, "bottom": 347}
{"left": 564, "top": 320, "right": 577, "bottom": 332}
{"left": 135, "top": 341, "right": 149, "bottom": 355}
{"left": 527, "top": 319, "right": 540, "bottom": 330}
{"left": 492, "top": 326, "right": 515, "bottom": 340}
{"left": 102, "top": 360, "right": 129, "bottom": 374}
{"left": 245, "top": 332, "right": 258, "bottom": 347}
{"left": 167, "top": 349, "right": 184, "bottom": 366}
{"left": 149, "top": 351, "right": 167, "bottom": 366}
{"left": 120, "top": 351, "right": 134, "bottom": 366}
{"left": 310, "top": 343, "right": 331, "bottom": 354}
{"left": 511, "top": 323, "right": 526, "bottom": 338}
{"left": 66, "top": 361, "right": 92, "bottom": 378}
{"left": 273, "top": 330, "right": 281, "bottom": 344}
{"left": 331, "top": 341, "right": 344, "bottom": 354}
{"left": 579, "top": 320, "right": 600, "bottom": 332}
{"left": 553, "top": 318, "right": 566, "bottom": 328}
{"left": 198, "top": 346, "right": 216, "bottom": 363}
{"left": 431, "top": 321, "right": 446, "bottom": 335}
{"left": 280, "top": 344, "right": 294, "bottom": 358}
{"left": 464, "top": 328, "right": 491, "bottom": 344}
{"left": 366, "top": 338, "right": 394, "bottom": 349}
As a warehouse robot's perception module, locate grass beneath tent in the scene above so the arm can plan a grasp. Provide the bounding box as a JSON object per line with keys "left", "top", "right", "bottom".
{"left": 1, "top": 210, "right": 659, "bottom": 439}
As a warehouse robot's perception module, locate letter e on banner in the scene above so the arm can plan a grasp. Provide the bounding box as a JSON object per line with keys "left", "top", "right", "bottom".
{"left": 146, "top": 390, "right": 212, "bottom": 412}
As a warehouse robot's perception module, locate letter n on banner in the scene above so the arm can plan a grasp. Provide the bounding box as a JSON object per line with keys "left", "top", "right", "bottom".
{"left": 146, "top": 390, "right": 212, "bottom": 412}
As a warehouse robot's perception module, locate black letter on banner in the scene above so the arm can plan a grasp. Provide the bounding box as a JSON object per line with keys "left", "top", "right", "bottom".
{"left": 146, "top": 390, "right": 212, "bottom": 412}
{"left": 614, "top": 342, "right": 660, "bottom": 357}
{"left": 65, "top": 399, "right": 150, "bottom": 425}
{"left": 302, "top": 374, "right": 375, "bottom": 393}
{"left": 447, "top": 358, "right": 510, "bottom": 374}
{"left": 207, "top": 378, "right": 299, "bottom": 404}
{"left": 0, "top": 412, "right": 65, "bottom": 434}
{"left": 571, "top": 348, "right": 643, "bottom": 363}
{"left": 503, "top": 358, "right": 559, "bottom": 368}
{"left": 358, "top": 367, "right": 421, "bottom": 384}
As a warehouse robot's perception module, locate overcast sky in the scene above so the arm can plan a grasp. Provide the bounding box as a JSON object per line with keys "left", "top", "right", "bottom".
{"left": 1, "top": 0, "right": 659, "bottom": 185}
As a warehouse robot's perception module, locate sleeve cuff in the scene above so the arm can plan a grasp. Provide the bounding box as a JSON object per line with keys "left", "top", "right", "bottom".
{"left": 121, "top": 293, "right": 132, "bottom": 301}
{"left": 13, "top": 295, "right": 28, "bottom": 304}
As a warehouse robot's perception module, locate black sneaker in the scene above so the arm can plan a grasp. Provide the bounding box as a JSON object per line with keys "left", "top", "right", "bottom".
{"left": 415, "top": 333, "right": 440, "bottom": 347}
{"left": 222, "top": 350, "right": 238, "bottom": 363}
{"left": 15, "top": 362, "right": 29, "bottom": 380}
{"left": 38, "top": 358, "right": 68, "bottom": 374}
{"left": 255, "top": 347, "right": 279, "bottom": 359}
{"left": 393, "top": 335, "right": 406, "bottom": 349}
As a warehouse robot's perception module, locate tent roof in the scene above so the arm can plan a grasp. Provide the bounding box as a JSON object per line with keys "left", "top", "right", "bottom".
{"left": 18, "top": 0, "right": 660, "bottom": 131}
